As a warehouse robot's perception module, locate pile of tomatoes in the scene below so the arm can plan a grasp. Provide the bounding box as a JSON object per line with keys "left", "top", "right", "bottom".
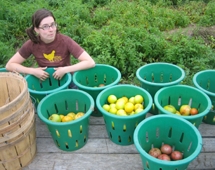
{"left": 163, "top": 104, "right": 199, "bottom": 116}
{"left": 102, "top": 94, "right": 145, "bottom": 116}
{"left": 148, "top": 144, "right": 183, "bottom": 161}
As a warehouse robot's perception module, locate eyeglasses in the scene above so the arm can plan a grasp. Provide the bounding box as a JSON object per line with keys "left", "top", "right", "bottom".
{"left": 39, "top": 22, "right": 57, "bottom": 30}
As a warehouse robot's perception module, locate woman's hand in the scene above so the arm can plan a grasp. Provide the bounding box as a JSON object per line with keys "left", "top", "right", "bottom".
{"left": 33, "top": 67, "right": 49, "bottom": 80}
{"left": 53, "top": 67, "right": 66, "bottom": 80}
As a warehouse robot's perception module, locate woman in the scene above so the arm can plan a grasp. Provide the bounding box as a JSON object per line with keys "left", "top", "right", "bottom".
{"left": 6, "top": 9, "right": 95, "bottom": 81}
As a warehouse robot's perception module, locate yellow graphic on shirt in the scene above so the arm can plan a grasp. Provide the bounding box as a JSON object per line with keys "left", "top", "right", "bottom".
{"left": 43, "top": 50, "right": 55, "bottom": 62}
{"left": 43, "top": 50, "right": 62, "bottom": 62}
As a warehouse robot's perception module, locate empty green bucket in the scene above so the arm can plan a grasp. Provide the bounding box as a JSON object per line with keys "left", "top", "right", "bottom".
{"left": 73, "top": 64, "right": 121, "bottom": 117}
{"left": 25, "top": 68, "right": 72, "bottom": 107}
{"left": 193, "top": 70, "right": 215, "bottom": 125}
{"left": 154, "top": 85, "right": 212, "bottom": 128}
{"left": 136, "top": 62, "right": 185, "bottom": 115}
{"left": 96, "top": 84, "right": 153, "bottom": 145}
{"left": 37, "top": 89, "right": 94, "bottom": 151}
{"left": 134, "top": 115, "right": 202, "bottom": 170}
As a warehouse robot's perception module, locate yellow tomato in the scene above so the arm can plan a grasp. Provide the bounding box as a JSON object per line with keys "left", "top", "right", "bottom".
{"left": 124, "top": 102, "right": 134, "bottom": 113}
{"left": 134, "top": 103, "right": 144, "bottom": 110}
{"left": 62, "top": 115, "right": 73, "bottom": 122}
{"left": 116, "top": 109, "right": 127, "bottom": 116}
{"left": 59, "top": 114, "right": 65, "bottom": 120}
{"left": 121, "top": 96, "right": 129, "bottom": 104}
{"left": 128, "top": 97, "right": 135, "bottom": 104}
{"left": 108, "top": 95, "right": 117, "bottom": 104}
{"left": 75, "top": 112, "right": 85, "bottom": 119}
{"left": 103, "top": 104, "right": 110, "bottom": 112}
{"left": 109, "top": 107, "right": 117, "bottom": 114}
{"left": 135, "top": 108, "right": 144, "bottom": 114}
{"left": 134, "top": 95, "right": 144, "bottom": 104}
{"left": 109, "top": 103, "right": 116, "bottom": 108}
{"left": 67, "top": 112, "right": 76, "bottom": 120}
{"left": 115, "top": 100, "right": 125, "bottom": 110}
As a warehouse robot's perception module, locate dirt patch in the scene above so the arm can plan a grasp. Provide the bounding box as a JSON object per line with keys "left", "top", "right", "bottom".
{"left": 166, "top": 24, "right": 215, "bottom": 45}
{"left": 168, "top": 24, "right": 214, "bottom": 36}
{"left": 192, "top": 25, "right": 215, "bottom": 44}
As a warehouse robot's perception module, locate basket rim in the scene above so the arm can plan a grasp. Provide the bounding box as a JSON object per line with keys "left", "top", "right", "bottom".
{"left": 193, "top": 70, "right": 215, "bottom": 97}
{"left": 96, "top": 84, "right": 153, "bottom": 119}
{"left": 0, "top": 72, "right": 27, "bottom": 111}
{"left": 37, "top": 89, "right": 95, "bottom": 126}
{"left": 133, "top": 114, "right": 202, "bottom": 166}
{"left": 73, "top": 64, "right": 121, "bottom": 91}
{"left": 25, "top": 68, "right": 72, "bottom": 94}
{"left": 136, "top": 62, "right": 185, "bottom": 86}
{"left": 154, "top": 84, "right": 212, "bottom": 119}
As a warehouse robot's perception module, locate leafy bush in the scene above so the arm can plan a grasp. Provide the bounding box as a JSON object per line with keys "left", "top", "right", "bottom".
{"left": 0, "top": 0, "right": 214, "bottom": 86}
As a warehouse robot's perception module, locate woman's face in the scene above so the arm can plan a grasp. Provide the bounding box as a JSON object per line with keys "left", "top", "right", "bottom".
{"left": 35, "top": 16, "right": 57, "bottom": 44}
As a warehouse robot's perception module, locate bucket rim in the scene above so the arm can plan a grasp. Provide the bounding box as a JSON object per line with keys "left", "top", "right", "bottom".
{"left": 25, "top": 68, "right": 72, "bottom": 94}
{"left": 193, "top": 69, "right": 215, "bottom": 97}
{"left": 133, "top": 114, "right": 202, "bottom": 167}
{"left": 154, "top": 84, "right": 212, "bottom": 119}
{"left": 136, "top": 62, "right": 185, "bottom": 86}
{"left": 73, "top": 64, "right": 121, "bottom": 91}
{"left": 0, "top": 68, "right": 7, "bottom": 72}
{"left": 96, "top": 84, "right": 153, "bottom": 119}
{"left": 37, "top": 89, "right": 95, "bottom": 126}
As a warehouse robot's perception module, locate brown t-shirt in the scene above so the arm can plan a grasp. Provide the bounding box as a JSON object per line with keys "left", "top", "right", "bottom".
{"left": 19, "top": 33, "right": 84, "bottom": 67}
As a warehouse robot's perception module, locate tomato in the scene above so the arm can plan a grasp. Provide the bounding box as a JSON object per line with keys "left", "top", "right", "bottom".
{"left": 180, "top": 105, "right": 191, "bottom": 116}
{"left": 190, "top": 108, "right": 198, "bottom": 115}
{"left": 160, "top": 144, "right": 172, "bottom": 155}
{"left": 171, "top": 150, "right": 183, "bottom": 160}
{"left": 163, "top": 105, "right": 176, "bottom": 113}
{"left": 99, "top": 84, "right": 105, "bottom": 87}
{"left": 157, "top": 154, "right": 171, "bottom": 161}
{"left": 148, "top": 148, "right": 161, "bottom": 158}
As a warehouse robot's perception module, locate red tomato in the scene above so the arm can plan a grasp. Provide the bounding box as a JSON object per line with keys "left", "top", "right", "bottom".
{"left": 157, "top": 154, "right": 171, "bottom": 161}
{"left": 160, "top": 144, "right": 172, "bottom": 155}
{"left": 171, "top": 151, "right": 183, "bottom": 160}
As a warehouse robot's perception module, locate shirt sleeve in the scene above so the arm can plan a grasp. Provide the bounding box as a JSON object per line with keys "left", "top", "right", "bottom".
{"left": 18, "top": 40, "right": 33, "bottom": 59}
{"left": 65, "top": 36, "right": 84, "bottom": 59}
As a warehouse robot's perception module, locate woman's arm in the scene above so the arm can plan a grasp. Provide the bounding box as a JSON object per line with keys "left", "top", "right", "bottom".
{"left": 6, "top": 52, "right": 49, "bottom": 80}
{"left": 53, "top": 51, "right": 95, "bottom": 79}
{"left": 67, "top": 51, "right": 95, "bottom": 72}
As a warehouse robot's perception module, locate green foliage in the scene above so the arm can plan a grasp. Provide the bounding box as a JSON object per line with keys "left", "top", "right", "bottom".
{"left": 82, "top": 0, "right": 111, "bottom": 7}
{"left": 199, "top": 0, "right": 215, "bottom": 26}
{"left": 163, "top": 33, "right": 215, "bottom": 85}
{"left": 0, "top": 0, "right": 215, "bottom": 86}
{"left": 0, "top": 35, "right": 17, "bottom": 67}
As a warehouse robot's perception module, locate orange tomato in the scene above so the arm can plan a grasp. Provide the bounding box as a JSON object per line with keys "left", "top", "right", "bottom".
{"left": 190, "top": 108, "right": 198, "bottom": 115}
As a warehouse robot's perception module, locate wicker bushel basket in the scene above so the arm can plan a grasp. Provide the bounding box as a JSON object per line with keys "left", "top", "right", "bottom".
{"left": 0, "top": 72, "right": 36, "bottom": 170}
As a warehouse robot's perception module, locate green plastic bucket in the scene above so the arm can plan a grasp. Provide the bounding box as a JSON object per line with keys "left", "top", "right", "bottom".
{"left": 193, "top": 70, "right": 215, "bottom": 125}
{"left": 0, "top": 68, "right": 7, "bottom": 72}
{"left": 73, "top": 64, "right": 121, "bottom": 117}
{"left": 96, "top": 84, "right": 153, "bottom": 145}
{"left": 37, "top": 89, "right": 94, "bottom": 151}
{"left": 134, "top": 115, "right": 202, "bottom": 170}
{"left": 25, "top": 68, "right": 72, "bottom": 107}
{"left": 136, "top": 62, "right": 185, "bottom": 115}
{"left": 154, "top": 85, "right": 212, "bottom": 128}
{"left": 0, "top": 68, "right": 25, "bottom": 77}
